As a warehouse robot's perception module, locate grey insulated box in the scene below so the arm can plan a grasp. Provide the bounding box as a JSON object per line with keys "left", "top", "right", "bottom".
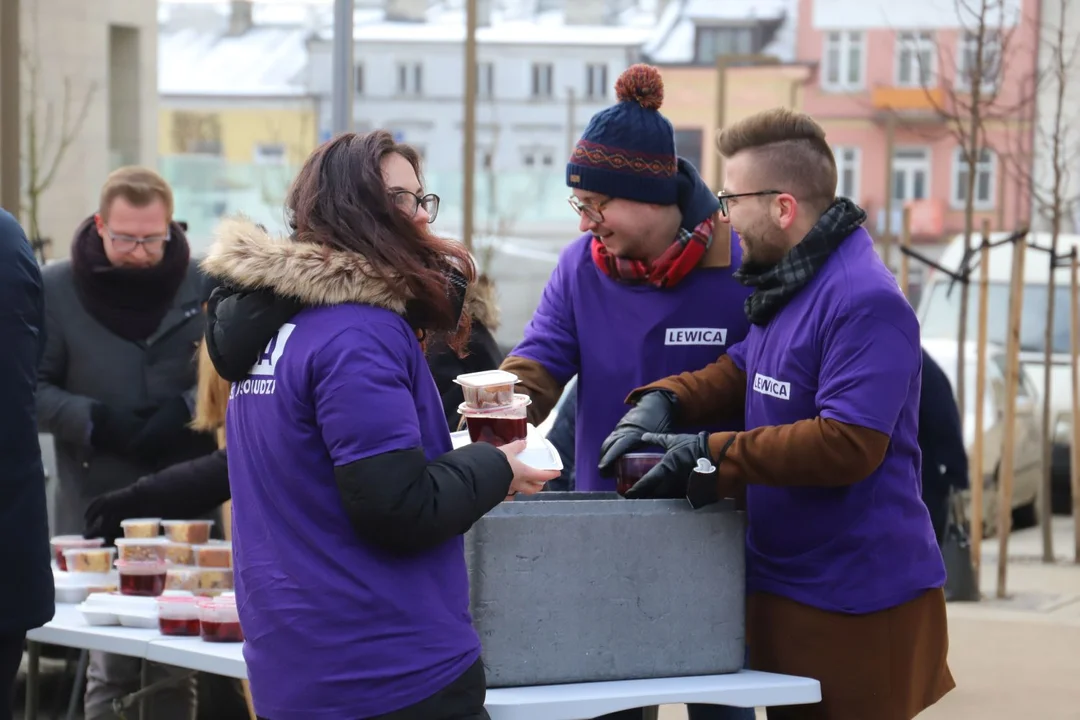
{"left": 464, "top": 492, "right": 746, "bottom": 688}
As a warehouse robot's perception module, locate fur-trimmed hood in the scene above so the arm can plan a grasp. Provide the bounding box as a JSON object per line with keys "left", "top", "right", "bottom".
{"left": 200, "top": 216, "right": 408, "bottom": 312}
{"left": 465, "top": 275, "right": 500, "bottom": 331}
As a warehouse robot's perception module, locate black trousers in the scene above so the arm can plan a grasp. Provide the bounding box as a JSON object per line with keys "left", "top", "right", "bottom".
{"left": 258, "top": 656, "right": 489, "bottom": 720}
{"left": 0, "top": 634, "right": 24, "bottom": 720}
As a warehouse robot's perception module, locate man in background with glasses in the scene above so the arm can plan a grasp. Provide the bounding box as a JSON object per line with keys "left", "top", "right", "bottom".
{"left": 36, "top": 166, "right": 216, "bottom": 720}
{"left": 499, "top": 63, "right": 755, "bottom": 720}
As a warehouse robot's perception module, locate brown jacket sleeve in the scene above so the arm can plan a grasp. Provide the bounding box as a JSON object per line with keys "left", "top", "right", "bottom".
{"left": 706, "top": 418, "right": 889, "bottom": 497}
{"left": 499, "top": 355, "right": 564, "bottom": 426}
{"left": 627, "top": 354, "right": 746, "bottom": 426}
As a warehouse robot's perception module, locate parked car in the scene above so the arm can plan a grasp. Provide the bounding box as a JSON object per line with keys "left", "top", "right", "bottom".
{"left": 922, "top": 339, "right": 1043, "bottom": 537}
{"left": 918, "top": 231, "right": 1080, "bottom": 514}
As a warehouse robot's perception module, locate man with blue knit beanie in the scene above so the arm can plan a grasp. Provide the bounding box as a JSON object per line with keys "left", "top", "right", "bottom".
{"left": 501, "top": 64, "right": 755, "bottom": 720}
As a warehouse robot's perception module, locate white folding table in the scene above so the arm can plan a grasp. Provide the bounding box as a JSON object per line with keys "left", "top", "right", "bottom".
{"left": 27, "top": 604, "right": 822, "bottom": 720}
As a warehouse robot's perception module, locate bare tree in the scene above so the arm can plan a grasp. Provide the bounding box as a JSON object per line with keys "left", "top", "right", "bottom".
{"left": 20, "top": 10, "right": 96, "bottom": 262}
{"left": 914, "top": 0, "right": 1035, "bottom": 428}
{"left": 1003, "top": 0, "right": 1080, "bottom": 561}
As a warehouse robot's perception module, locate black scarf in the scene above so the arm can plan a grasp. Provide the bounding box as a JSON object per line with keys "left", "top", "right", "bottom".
{"left": 71, "top": 216, "right": 192, "bottom": 342}
{"left": 733, "top": 198, "right": 867, "bottom": 326}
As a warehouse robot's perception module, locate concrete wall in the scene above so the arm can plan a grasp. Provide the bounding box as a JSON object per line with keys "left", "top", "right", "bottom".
{"left": 18, "top": 0, "right": 158, "bottom": 259}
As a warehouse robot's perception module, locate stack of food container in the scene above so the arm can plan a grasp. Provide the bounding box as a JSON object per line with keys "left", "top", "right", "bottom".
{"left": 454, "top": 370, "right": 531, "bottom": 446}
{"left": 52, "top": 536, "right": 118, "bottom": 603}
{"left": 65, "top": 517, "right": 243, "bottom": 642}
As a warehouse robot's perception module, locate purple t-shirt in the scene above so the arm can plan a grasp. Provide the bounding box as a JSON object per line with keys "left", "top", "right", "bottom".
{"left": 726, "top": 227, "right": 946, "bottom": 614}
{"left": 511, "top": 233, "right": 752, "bottom": 491}
{"left": 225, "top": 304, "right": 480, "bottom": 719}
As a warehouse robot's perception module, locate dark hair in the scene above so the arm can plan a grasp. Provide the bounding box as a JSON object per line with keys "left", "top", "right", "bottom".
{"left": 716, "top": 108, "right": 837, "bottom": 215}
{"left": 286, "top": 131, "right": 474, "bottom": 352}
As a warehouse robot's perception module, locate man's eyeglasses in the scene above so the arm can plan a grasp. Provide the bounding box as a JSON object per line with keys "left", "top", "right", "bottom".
{"left": 391, "top": 190, "right": 440, "bottom": 223}
{"left": 717, "top": 190, "right": 783, "bottom": 217}
{"left": 567, "top": 195, "right": 614, "bottom": 225}
{"left": 105, "top": 227, "right": 171, "bottom": 254}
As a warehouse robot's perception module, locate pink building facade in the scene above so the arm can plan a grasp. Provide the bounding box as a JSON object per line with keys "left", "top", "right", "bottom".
{"left": 795, "top": 0, "right": 1041, "bottom": 241}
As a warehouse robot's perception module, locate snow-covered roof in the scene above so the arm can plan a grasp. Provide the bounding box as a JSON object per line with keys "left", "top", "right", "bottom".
{"left": 159, "top": 25, "right": 312, "bottom": 97}
{"left": 306, "top": 1, "right": 657, "bottom": 46}
{"left": 643, "top": 0, "right": 795, "bottom": 64}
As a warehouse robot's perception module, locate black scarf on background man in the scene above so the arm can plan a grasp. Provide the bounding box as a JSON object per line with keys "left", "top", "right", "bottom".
{"left": 733, "top": 198, "right": 868, "bottom": 326}
{"left": 71, "top": 216, "right": 192, "bottom": 342}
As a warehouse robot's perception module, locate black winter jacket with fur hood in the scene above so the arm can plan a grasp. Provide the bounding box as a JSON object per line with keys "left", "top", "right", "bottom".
{"left": 195, "top": 218, "right": 513, "bottom": 553}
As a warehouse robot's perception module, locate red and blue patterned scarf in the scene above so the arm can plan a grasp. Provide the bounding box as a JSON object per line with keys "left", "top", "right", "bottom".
{"left": 591, "top": 215, "right": 714, "bottom": 289}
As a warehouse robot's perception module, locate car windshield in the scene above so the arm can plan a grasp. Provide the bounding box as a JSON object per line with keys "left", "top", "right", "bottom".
{"left": 920, "top": 280, "right": 1074, "bottom": 355}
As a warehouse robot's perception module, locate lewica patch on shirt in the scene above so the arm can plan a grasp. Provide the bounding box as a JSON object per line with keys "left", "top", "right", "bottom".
{"left": 752, "top": 372, "right": 790, "bottom": 400}
{"left": 664, "top": 327, "right": 727, "bottom": 346}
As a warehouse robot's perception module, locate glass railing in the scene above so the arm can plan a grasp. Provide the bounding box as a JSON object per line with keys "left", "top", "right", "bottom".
{"left": 159, "top": 154, "right": 579, "bottom": 255}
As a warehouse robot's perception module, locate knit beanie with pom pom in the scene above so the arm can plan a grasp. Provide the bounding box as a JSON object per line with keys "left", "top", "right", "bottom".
{"left": 566, "top": 63, "right": 678, "bottom": 205}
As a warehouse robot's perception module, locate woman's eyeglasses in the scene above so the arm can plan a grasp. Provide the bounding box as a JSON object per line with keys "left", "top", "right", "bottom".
{"left": 390, "top": 190, "right": 440, "bottom": 223}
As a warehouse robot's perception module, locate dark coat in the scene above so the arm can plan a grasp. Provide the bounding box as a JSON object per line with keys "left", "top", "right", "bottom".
{"left": 919, "top": 348, "right": 969, "bottom": 494}
{"left": 426, "top": 277, "right": 506, "bottom": 430}
{"left": 37, "top": 228, "right": 217, "bottom": 536}
{"left": 0, "top": 210, "right": 55, "bottom": 634}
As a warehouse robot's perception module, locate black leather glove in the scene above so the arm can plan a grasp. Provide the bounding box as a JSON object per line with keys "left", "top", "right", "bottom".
{"left": 84, "top": 484, "right": 144, "bottom": 545}
{"left": 597, "top": 390, "right": 678, "bottom": 475}
{"left": 129, "top": 396, "right": 193, "bottom": 462}
{"left": 89, "top": 404, "right": 147, "bottom": 455}
{"left": 624, "top": 431, "right": 713, "bottom": 499}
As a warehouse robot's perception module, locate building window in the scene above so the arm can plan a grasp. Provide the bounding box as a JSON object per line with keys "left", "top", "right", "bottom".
{"left": 397, "top": 62, "right": 423, "bottom": 95}
{"left": 834, "top": 146, "right": 861, "bottom": 202}
{"left": 354, "top": 63, "right": 364, "bottom": 95}
{"left": 253, "top": 143, "right": 287, "bottom": 165}
{"left": 822, "top": 31, "right": 865, "bottom": 91}
{"left": 521, "top": 147, "right": 555, "bottom": 168}
{"left": 531, "top": 63, "right": 554, "bottom": 99}
{"left": 674, "top": 129, "right": 704, "bottom": 174}
{"left": 957, "top": 30, "right": 1001, "bottom": 92}
{"left": 694, "top": 26, "right": 755, "bottom": 64}
{"left": 477, "top": 62, "right": 494, "bottom": 99}
{"left": 586, "top": 63, "right": 607, "bottom": 101}
{"left": 891, "top": 147, "right": 931, "bottom": 203}
{"left": 895, "top": 31, "right": 935, "bottom": 87}
{"left": 952, "top": 147, "right": 996, "bottom": 209}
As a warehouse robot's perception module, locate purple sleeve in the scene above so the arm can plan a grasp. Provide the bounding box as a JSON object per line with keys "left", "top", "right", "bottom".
{"left": 726, "top": 340, "right": 747, "bottom": 371}
{"left": 816, "top": 305, "right": 919, "bottom": 436}
{"left": 311, "top": 320, "right": 422, "bottom": 466}
{"left": 507, "top": 253, "right": 580, "bottom": 385}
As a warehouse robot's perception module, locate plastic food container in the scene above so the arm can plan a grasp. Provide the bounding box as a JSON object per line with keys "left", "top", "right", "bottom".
{"left": 114, "top": 537, "right": 169, "bottom": 562}
{"left": 120, "top": 518, "right": 161, "bottom": 539}
{"left": 63, "top": 547, "right": 117, "bottom": 574}
{"left": 454, "top": 370, "right": 519, "bottom": 410}
{"left": 459, "top": 394, "right": 531, "bottom": 446}
{"left": 198, "top": 595, "right": 244, "bottom": 643}
{"left": 50, "top": 536, "right": 104, "bottom": 571}
{"left": 164, "top": 542, "right": 194, "bottom": 566}
{"left": 116, "top": 559, "right": 168, "bottom": 597}
{"left": 615, "top": 453, "right": 664, "bottom": 497}
{"left": 161, "top": 520, "right": 215, "bottom": 544}
{"left": 193, "top": 543, "right": 232, "bottom": 569}
{"left": 195, "top": 568, "right": 234, "bottom": 596}
{"left": 157, "top": 594, "right": 201, "bottom": 636}
{"left": 165, "top": 566, "right": 199, "bottom": 592}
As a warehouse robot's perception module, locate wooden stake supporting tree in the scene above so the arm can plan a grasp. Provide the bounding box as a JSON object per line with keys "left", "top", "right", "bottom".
{"left": 1070, "top": 249, "right": 1080, "bottom": 562}
{"left": 997, "top": 234, "right": 1027, "bottom": 599}
{"left": 970, "top": 219, "right": 992, "bottom": 581}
